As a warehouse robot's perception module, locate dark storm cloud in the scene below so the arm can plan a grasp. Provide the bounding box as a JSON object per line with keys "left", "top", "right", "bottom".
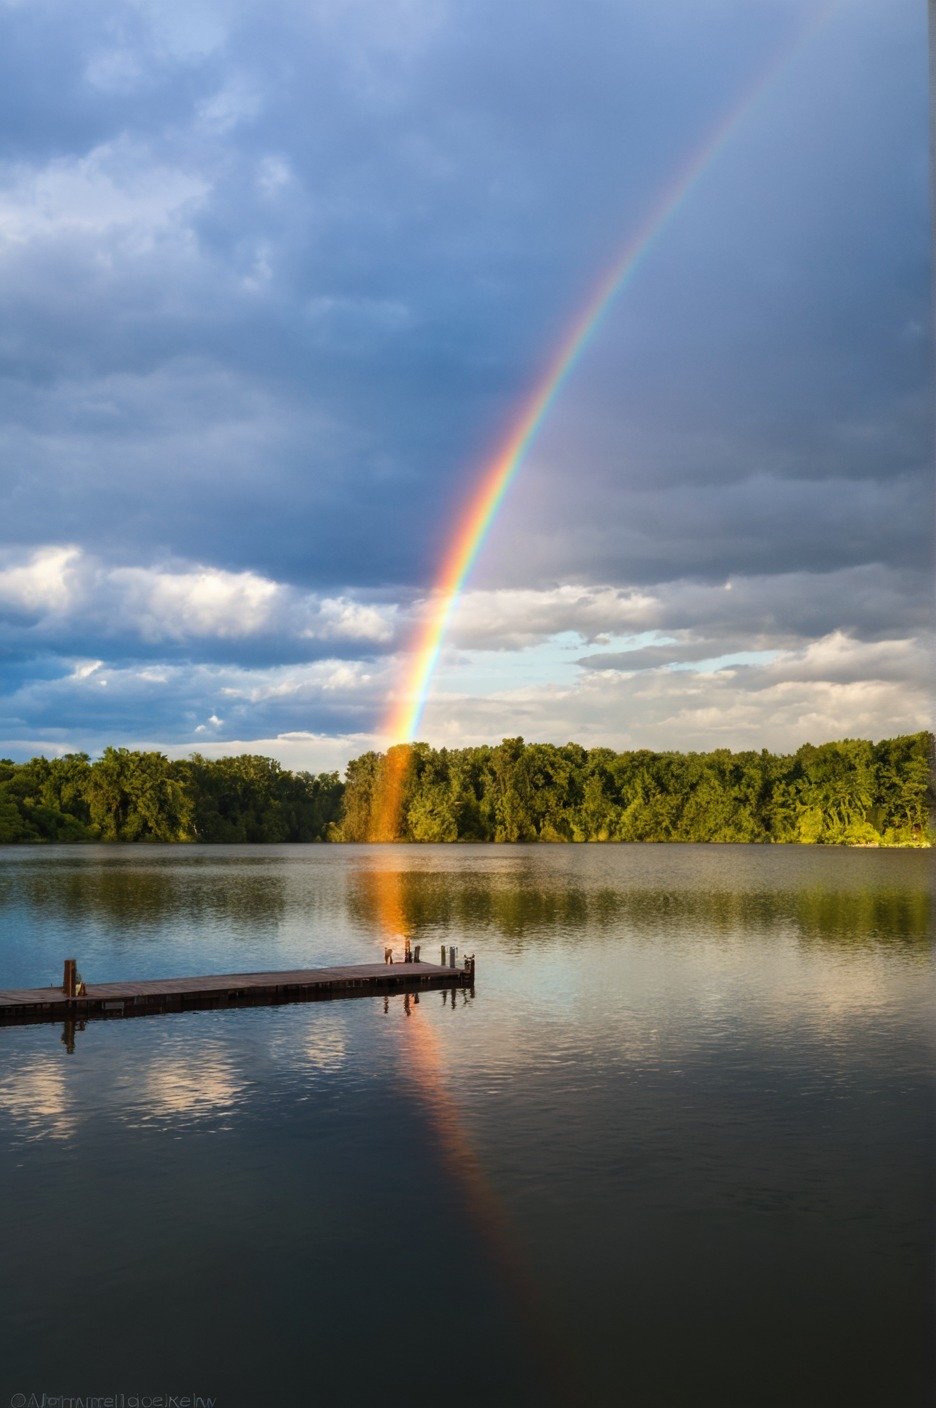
{"left": 494, "top": 459, "right": 933, "bottom": 594}
{"left": 3, "top": 0, "right": 922, "bottom": 587}
{"left": 0, "top": 0, "right": 929, "bottom": 757}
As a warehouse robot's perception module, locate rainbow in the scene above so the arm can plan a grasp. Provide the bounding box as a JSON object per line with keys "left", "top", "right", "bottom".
{"left": 364, "top": 862, "right": 576, "bottom": 1384}
{"left": 376, "top": 1, "right": 844, "bottom": 783}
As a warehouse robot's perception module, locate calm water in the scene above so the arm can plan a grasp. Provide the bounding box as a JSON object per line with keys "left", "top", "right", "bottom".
{"left": 0, "top": 843, "right": 932, "bottom": 1408}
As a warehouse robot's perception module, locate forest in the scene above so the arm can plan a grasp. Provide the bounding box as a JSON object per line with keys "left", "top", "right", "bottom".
{"left": 0, "top": 732, "right": 932, "bottom": 846}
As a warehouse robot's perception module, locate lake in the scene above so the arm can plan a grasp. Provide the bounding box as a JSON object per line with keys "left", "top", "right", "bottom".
{"left": 0, "top": 843, "right": 932, "bottom": 1408}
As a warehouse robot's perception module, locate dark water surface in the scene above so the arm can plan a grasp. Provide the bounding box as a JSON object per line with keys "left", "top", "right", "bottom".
{"left": 0, "top": 844, "right": 932, "bottom": 1408}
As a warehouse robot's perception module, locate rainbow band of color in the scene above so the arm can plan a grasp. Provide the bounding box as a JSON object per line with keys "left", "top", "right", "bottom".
{"left": 382, "top": 0, "right": 845, "bottom": 746}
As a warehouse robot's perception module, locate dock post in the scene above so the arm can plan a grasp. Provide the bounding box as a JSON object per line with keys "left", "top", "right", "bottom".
{"left": 441, "top": 945, "right": 446, "bottom": 966}
{"left": 63, "top": 958, "right": 77, "bottom": 998}
{"left": 449, "top": 946, "right": 456, "bottom": 969}
{"left": 414, "top": 944, "right": 421, "bottom": 963}
{"left": 404, "top": 937, "right": 411, "bottom": 964}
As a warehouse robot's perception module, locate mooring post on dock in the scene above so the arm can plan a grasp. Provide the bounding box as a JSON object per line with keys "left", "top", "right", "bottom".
{"left": 449, "top": 946, "right": 457, "bottom": 969}
{"left": 404, "top": 937, "right": 411, "bottom": 964}
{"left": 63, "top": 958, "right": 77, "bottom": 998}
{"left": 441, "top": 945, "right": 446, "bottom": 966}
{"left": 414, "top": 944, "right": 421, "bottom": 963}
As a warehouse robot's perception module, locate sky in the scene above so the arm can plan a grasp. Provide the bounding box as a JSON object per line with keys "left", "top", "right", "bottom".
{"left": 0, "top": 0, "right": 931, "bottom": 772}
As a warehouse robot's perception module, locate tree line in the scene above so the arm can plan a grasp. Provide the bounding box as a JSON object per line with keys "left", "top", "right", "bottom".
{"left": 1, "top": 732, "right": 932, "bottom": 846}
{"left": 0, "top": 750, "right": 343, "bottom": 844}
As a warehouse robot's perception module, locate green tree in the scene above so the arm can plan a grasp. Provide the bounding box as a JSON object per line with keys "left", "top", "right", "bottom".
{"left": 86, "top": 748, "right": 194, "bottom": 841}
{"left": 871, "top": 733, "right": 933, "bottom": 844}
{"left": 482, "top": 738, "right": 535, "bottom": 841}
{"left": 0, "top": 754, "right": 94, "bottom": 841}
{"left": 793, "top": 740, "right": 877, "bottom": 844}
{"left": 333, "top": 751, "right": 382, "bottom": 841}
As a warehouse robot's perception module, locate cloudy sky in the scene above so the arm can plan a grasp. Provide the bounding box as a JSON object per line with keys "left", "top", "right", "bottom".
{"left": 0, "top": 0, "right": 931, "bottom": 771}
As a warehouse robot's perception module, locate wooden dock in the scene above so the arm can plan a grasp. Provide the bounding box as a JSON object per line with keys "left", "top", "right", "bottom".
{"left": 0, "top": 957, "right": 475, "bottom": 1027}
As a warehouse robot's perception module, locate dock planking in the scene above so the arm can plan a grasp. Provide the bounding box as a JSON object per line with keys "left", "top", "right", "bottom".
{"left": 0, "top": 957, "right": 475, "bottom": 1027}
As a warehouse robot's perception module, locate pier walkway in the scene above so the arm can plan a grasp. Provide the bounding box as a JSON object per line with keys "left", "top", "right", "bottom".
{"left": 0, "top": 957, "right": 474, "bottom": 1026}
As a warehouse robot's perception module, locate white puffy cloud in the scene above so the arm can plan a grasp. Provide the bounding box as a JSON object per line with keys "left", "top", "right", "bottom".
{"left": 757, "top": 631, "right": 931, "bottom": 687}
{"left": 0, "top": 544, "right": 399, "bottom": 650}
{"left": 112, "top": 563, "right": 280, "bottom": 641}
{"left": 417, "top": 646, "right": 931, "bottom": 757}
{"left": 0, "top": 549, "right": 929, "bottom": 766}
{"left": 0, "top": 545, "right": 80, "bottom": 614}
{"left": 0, "top": 139, "right": 209, "bottom": 249}
{"left": 441, "top": 583, "right": 659, "bottom": 649}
